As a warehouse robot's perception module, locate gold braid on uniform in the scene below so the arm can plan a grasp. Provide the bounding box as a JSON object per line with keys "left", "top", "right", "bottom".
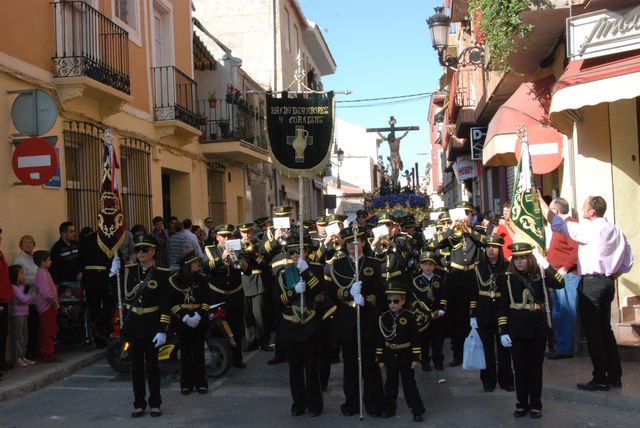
{"left": 379, "top": 312, "right": 398, "bottom": 341}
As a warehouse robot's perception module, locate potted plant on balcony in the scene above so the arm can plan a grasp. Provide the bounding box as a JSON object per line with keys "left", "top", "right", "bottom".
{"left": 207, "top": 91, "right": 217, "bottom": 108}
{"left": 218, "top": 120, "right": 230, "bottom": 138}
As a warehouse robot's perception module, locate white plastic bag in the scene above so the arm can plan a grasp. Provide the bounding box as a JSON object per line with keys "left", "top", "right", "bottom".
{"left": 462, "top": 327, "right": 486, "bottom": 370}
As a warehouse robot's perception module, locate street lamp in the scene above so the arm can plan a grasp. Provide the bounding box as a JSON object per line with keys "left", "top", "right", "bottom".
{"left": 427, "top": 7, "right": 485, "bottom": 69}
{"left": 336, "top": 148, "right": 344, "bottom": 188}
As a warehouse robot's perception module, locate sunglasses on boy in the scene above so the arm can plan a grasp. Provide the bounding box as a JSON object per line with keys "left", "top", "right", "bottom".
{"left": 387, "top": 299, "right": 401, "bottom": 305}
{"left": 135, "top": 247, "right": 151, "bottom": 253}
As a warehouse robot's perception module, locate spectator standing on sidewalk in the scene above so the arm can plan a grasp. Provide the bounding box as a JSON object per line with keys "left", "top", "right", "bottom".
{"left": 10, "top": 265, "right": 35, "bottom": 366}
{"left": 182, "top": 219, "right": 205, "bottom": 262}
{"left": 151, "top": 217, "right": 170, "bottom": 268}
{"left": 494, "top": 202, "right": 514, "bottom": 260}
{"left": 0, "top": 228, "right": 14, "bottom": 373}
{"left": 168, "top": 221, "right": 188, "bottom": 269}
{"left": 545, "top": 198, "right": 580, "bottom": 359}
{"left": 50, "top": 222, "right": 82, "bottom": 286}
{"left": 542, "top": 196, "right": 633, "bottom": 391}
{"left": 33, "top": 250, "right": 60, "bottom": 363}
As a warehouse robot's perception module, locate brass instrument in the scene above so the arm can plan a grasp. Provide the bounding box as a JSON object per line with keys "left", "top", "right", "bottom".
{"left": 378, "top": 236, "right": 392, "bottom": 252}
{"left": 330, "top": 235, "right": 344, "bottom": 251}
{"left": 242, "top": 240, "right": 254, "bottom": 253}
{"left": 452, "top": 221, "right": 465, "bottom": 239}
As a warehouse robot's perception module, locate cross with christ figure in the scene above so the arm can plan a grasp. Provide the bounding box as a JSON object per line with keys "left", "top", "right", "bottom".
{"left": 366, "top": 116, "right": 419, "bottom": 192}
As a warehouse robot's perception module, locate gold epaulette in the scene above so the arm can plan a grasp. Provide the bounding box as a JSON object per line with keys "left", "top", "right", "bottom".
{"left": 498, "top": 316, "right": 508, "bottom": 326}
{"left": 156, "top": 266, "right": 170, "bottom": 272}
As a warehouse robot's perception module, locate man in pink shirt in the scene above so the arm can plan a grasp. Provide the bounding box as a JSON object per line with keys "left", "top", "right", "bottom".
{"left": 542, "top": 196, "right": 633, "bottom": 391}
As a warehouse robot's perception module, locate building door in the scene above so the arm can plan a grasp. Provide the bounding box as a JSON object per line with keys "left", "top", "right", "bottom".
{"left": 162, "top": 171, "right": 171, "bottom": 222}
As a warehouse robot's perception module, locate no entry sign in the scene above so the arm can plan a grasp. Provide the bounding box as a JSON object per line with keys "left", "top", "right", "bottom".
{"left": 12, "top": 137, "right": 58, "bottom": 185}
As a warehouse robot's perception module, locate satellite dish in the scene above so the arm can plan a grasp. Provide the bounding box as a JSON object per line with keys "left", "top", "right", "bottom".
{"left": 11, "top": 89, "right": 57, "bottom": 136}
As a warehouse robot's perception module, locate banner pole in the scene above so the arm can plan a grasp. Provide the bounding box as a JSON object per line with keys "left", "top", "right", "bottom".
{"left": 299, "top": 175, "right": 305, "bottom": 315}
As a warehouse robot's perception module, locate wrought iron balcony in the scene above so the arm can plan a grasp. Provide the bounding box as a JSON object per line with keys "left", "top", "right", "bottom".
{"left": 152, "top": 66, "right": 199, "bottom": 129}
{"left": 198, "top": 98, "right": 267, "bottom": 150}
{"left": 52, "top": 1, "right": 130, "bottom": 94}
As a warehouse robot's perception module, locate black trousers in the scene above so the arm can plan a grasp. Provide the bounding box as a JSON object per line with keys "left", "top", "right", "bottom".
{"left": 226, "top": 297, "right": 245, "bottom": 366}
{"left": 178, "top": 325, "right": 207, "bottom": 389}
{"left": 318, "top": 322, "right": 338, "bottom": 389}
{"left": 383, "top": 363, "right": 425, "bottom": 415}
{"left": 579, "top": 276, "right": 622, "bottom": 383}
{"left": 285, "top": 335, "right": 323, "bottom": 414}
{"left": 337, "top": 336, "right": 384, "bottom": 414}
{"left": 129, "top": 335, "right": 161, "bottom": 409}
{"left": 511, "top": 337, "right": 546, "bottom": 411}
{"left": 478, "top": 324, "right": 513, "bottom": 389}
{"left": 421, "top": 318, "right": 445, "bottom": 366}
{"left": 244, "top": 293, "right": 268, "bottom": 347}
{"left": 447, "top": 269, "right": 473, "bottom": 361}
{"left": 84, "top": 285, "right": 115, "bottom": 340}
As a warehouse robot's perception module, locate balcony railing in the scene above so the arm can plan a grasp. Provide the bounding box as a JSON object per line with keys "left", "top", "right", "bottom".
{"left": 152, "top": 66, "right": 199, "bottom": 129}
{"left": 198, "top": 98, "right": 267, "bottom": 150}
{"left": 52, "top": 1, "right": 130, "bottom": 94}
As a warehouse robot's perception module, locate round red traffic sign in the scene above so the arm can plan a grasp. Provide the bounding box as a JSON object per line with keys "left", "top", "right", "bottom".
{"left": 11, "top": 137, "right": 58, "bottom": 185}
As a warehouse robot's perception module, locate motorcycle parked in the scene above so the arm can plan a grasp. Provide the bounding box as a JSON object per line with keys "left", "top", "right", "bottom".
{"left": 106, "top": 302, "right": 235, "bottom": 378}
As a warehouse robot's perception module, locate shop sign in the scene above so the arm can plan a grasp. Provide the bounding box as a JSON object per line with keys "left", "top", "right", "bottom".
{"left": 567, "top": 5, "right": 640, "bottom": 60}
{"left": 452, "top": 155, "right": 477, "bottom": 182}
{"left": 469, "top": 127, "right": 487, "bottom": 161}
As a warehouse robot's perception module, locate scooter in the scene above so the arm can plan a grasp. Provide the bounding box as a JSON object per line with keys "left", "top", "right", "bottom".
{"left": 106, "top": 303, "right": 235, "bottom": 378}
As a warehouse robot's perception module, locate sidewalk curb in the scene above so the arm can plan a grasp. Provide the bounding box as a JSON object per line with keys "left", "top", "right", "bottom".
{"left": 0, "top": 350, "right": 104, "bottom": 403}
{"left": 543, "top": 384, "right": 639, "bottom": 412}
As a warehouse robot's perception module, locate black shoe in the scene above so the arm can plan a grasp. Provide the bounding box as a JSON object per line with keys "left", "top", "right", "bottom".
{"left": 196, "top": 387, "right": 208, "bottom": 394}
{"left": 422, "top": 362, "right": 432, "bottom": 372}
{"left": 340, "top": 404, "right": 357, "bottom": 417}
{"left": 291, "top": 408, "right": 305, "bottom": 416}
{"left": 243, "top": 344, "right": 258, "bottom": 352}
{"left": 308, "top": 409, "right": 321, "bottom": 417}
{"left": 131, "top": 409, "right": 145, "bottom": 418}
{"left": 513, "top": 408, "right": 528, "bottom": 418}
{"left": 267, "top": 357, "right": 286, "bottom": 365}
{"left": 501, "top": 385, "right": 515, "bottom": 392}
{"left": 413, "top": 414, "right": 424, "bottom": 422}
{"left": 181, "top": 387, "right": 192, "bottom": 395}
{"left": 434, "top": 363, "right": 444, "bottom": 371}
{"left": 259, "top": 345, "right": 274, "bottom": 352}
{"left": 577, "top": 380, "right": 609, "bottom": 391}
{"left": 149, "top": 408, "right": 162, "bottom": 417}
{"left": 530, "top": 409, "right": 542, "bottom": 419}
{"left": 546, "top": 352, "right": 573, "bottom": 360}
{"left": 233, "top": 362, "right": 247, "bottom": 369}
{"left": 483, "top": 385, "right": 495, "bottom": 392}
{"left": 381, "top": 411, "right": 395, "bottom": 419}
{"left": 367, "top": 410, "right": 382, "bottom": 418}
{"left": 609, "top": 378, "right": 622, "bottom": 388}
{"left": 449, "top": 360, "right": 462, "bottom": 367}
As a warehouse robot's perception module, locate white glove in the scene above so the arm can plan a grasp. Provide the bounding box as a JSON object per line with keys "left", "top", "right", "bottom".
{"left": 152, "top": 332, "right": 166, "bottom": 348}
{"left": 436, "top": 310, "right": 445, "bottom": 318}
{"left": 297, "top": 258, "right": 309, "bottom": 273}
{"left": 500, "top": 334, "right": 512, "bottom": 348}
{"left": 470, "top": 317, "right": 478, "bottom": 329}
{"left": 532, "top": 248, "right": 550, "bottom": 269}
{"left": 188, "top": 312, "right": 201, "bottom": 328}
{"left": 294, "top": 280, "right": 306, "bottom": 294}
{"left": 182, "top": 314, "right": 191, "bottom": 324}
{"left": 350, "top": 281, "right": 362, "bottom": 297}
{"left": 109, "top": 257, "right": 121, "bottom": 278}
{"left": 353, "top": 294, "right": 365, "bottom": 307}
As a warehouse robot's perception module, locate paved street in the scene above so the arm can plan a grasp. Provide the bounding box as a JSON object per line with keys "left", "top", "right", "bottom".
{"left": 1, "top": 347, "right": 639, "bottom": 428}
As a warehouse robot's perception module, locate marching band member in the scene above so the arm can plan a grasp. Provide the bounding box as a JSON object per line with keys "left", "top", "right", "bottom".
{"left": 469, "top": 235, "right": 514, "bottom": 392}
{"left": 498, "top": 242, "right": 564, "bottom": 419}
{"left": 370, "top": 213, "right": 410, "bottom": 284}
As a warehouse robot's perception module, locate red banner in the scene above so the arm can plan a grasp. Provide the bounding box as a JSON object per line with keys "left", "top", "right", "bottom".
{"left": 97, "top": 131, "right": 125, "bottom": 257}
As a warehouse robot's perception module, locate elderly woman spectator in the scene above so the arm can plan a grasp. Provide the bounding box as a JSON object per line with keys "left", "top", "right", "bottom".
{"left": 13, "top": 235, "right": 38, "bottom": 286}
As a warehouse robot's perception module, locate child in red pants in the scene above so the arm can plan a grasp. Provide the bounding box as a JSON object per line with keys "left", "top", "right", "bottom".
{"left": 32, "top": 251, "right": 59, "bottom": 362}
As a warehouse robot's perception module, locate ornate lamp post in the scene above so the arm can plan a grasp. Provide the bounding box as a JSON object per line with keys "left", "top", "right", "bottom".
{"left": 427, "top": 7, "right": 485, "bottom": 69}
{"left": 336, "top": 148, "right": 344, "bottom": 188}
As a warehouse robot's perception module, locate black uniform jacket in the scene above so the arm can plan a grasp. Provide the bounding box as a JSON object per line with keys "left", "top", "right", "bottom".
{"left": 78, "top": 231, "right": 112, "bottom": 290}
{"left": 122, "top": 264, "right": 171, "bottom": 339}
{"left": 324, "top": 255, "right": 383, "bottom": 340}
{"left": 469, "top": 258, "right": 509, "bottom": 327}
{"left": 204, "top": 245, "right": 245, "bottom": 304}
{"left": 497, "top": 267, "right": 564, "bottom": 339}
{"left": 376, "top": 309, "right": 422, "bottom": 366}
{"left": 275, "top": 260, "right": 323, "bottom": 342}
{"left": 409, "top": 272, "right": 447, "bottom": 333}
{"left": 432, "top": 228, "right": 485, "bottom": 270}
{"left": 168, "top": 271, "right": 211, "bottom": 324}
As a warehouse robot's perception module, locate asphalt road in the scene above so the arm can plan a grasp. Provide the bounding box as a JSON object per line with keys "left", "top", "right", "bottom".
{"left": 1, "top": 348, "right": 638, "bottom": 428}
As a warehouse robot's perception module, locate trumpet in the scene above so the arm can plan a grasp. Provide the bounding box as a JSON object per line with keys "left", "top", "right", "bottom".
{"left": 452, "top": 220, "right": 466, "bottom": 238}
{"left": 242, "top": 240, "right": 254, "bottom": 254}
{"left": 378, "top": 236, "right": 392, "bottom": 252}
{"left": 330, "top": 235, "right": 344, "bottom": 251}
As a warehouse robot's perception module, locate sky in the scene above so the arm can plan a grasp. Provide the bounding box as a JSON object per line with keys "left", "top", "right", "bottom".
{"left": 299, "top": 0, "right": 444, "bottom": 185}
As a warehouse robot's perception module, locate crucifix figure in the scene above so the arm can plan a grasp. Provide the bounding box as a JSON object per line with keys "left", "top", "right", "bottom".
{"left": 367, "top": 116, "right": 419, "bottom": 192}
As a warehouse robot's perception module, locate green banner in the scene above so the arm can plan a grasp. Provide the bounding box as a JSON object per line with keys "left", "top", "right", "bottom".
{"left": 509, "top": 140, "right": 546, "bottom": 251}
